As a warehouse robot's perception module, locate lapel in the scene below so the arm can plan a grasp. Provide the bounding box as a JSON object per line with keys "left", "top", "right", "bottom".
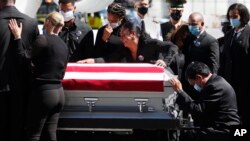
{"left": 237, "top": 24, "right": 250, "bottom": 42}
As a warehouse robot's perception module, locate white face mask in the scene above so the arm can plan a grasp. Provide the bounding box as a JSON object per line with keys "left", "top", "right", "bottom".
{"left": 109, "top": 22, "right": 120, "bottom": 29}
{"left": 60, "top": 10, "right": 74, "bottom": 22}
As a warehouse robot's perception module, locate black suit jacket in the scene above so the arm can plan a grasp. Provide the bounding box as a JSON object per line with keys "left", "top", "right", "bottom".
{"left": 0, "top": 6, "right": 39, "bottom": 92}
{"left": 220, "top": 25, "right": 250, "bottom": 89}
{"left": 184, "top": 31, "right": 220, "bottom": 73}
{"left": 176, "top": 74, "right": 240, "bottom": 129}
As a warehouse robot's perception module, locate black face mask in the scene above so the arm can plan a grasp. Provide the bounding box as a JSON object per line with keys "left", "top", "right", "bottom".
{"left": 138, "top": 6, "right": 148, "bottom": 15}
{"left": 171, "top": 12, "right": 182, "bottom": 21}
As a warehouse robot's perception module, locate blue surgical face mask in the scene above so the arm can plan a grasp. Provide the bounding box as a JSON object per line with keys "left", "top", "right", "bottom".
{"left": 188, "top": 25, "right": 201, "bottom": 36}
{"left": 194, "top": 84, "right": 202, "bottom": 92}
{"left": 230, "top": 18, "right": 241, "bottom": 27}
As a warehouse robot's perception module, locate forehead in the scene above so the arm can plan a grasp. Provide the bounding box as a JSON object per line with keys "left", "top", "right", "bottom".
{"left": 189, "top": 15, "right": 202, "bottom": 24}
{"left": 60, "top": 2, "right": 74, "bottom": 10}
{"left": 136, "top": 0, "right": 149, "bottom": 6}
{"left": 108, "top": 12, "right": 119, "bottom": 18}
{"left": 120, "top": 27, "right": 129, "bottom": 34}
{"left": 229, "top": 9, "right": 240, "bottom": 17}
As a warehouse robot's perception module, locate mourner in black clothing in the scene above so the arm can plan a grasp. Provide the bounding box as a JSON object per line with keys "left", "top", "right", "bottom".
{"left": 0, "top": 0, "right": 39, "bottom": 140}
{"left": 10, "top": 12, "right": 68, "bottom": 141}
{"left": 161, "top": 0, "right": 187, "bottom": 41}
{"left": 180, "top": 12, "right": 220, "bottom": 100}
{"left": 219, "top": 3, "right": 250, "bottom": 125}
{"left": 90, "top": 2, "right": 127, "bottom": 62}
{"left": 169, "top": 61, "right": 240, "bottom": 141}
{"left": 78, "top": 20, "right": 177, "bottom": 67}
{"left": 59, "top": 0, "right": 94, "bottom": 62}
{"left": 169, "top": 24, "right": 190, "bottom": 80}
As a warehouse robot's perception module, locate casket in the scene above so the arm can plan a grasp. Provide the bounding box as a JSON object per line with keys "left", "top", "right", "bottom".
{"left": 58, "top": 63, "right": 180, "bottom": 131}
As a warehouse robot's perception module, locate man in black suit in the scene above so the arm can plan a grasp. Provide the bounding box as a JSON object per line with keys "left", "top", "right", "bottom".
{"left": 0, "top": 0, "right": 39, "bottom": 141}
{"left": 169, "top": 61, "right": 240, "bottom": 141}
{"left": 181, "top": 12, "right": 220, "bottom": 100}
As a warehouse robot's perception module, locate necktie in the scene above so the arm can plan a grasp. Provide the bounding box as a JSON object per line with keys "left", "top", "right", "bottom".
{"left": 141, "top": 20, "right": 145, "bottom": 32}
{"left": 230, "top": 32, "right": 238, "bottom": 48}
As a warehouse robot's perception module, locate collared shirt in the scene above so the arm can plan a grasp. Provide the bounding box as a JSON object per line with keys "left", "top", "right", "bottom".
{"left": 233, "top": 25, "right": 246, "bottom": 39}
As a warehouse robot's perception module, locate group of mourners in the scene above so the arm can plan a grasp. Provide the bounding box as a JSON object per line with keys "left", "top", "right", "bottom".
{"left": 0, "top": 0, "right": 249, "bottom": 141}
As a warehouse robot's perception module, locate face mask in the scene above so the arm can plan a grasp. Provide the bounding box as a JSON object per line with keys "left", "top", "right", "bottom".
{"left": 171, "top": 12, "right": 182, "bottom": 21}
{"left": 109, "top": 22, "right": 120, "bottom": 29}
{"left": 230, "top": 18, "right": 241, "bottom": 27}
{"left": 138, "top": 6, "right": 148, "bottom": 15}
{"left": 188, "top": 25, "right": 201, "bottom": 36}
{"left": 60, "top": 10, "right": 74, "bottom": 22}
{"left": 194, "top": 84, "right": 202, "bottom": 92}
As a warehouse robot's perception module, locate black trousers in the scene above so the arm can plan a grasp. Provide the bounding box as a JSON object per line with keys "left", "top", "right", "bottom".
{"left": 0, "top": 92, "right": 10, "bottom": 141}
{"left": 179, "top": 127, "right": 230, "bottom": 141}
{"left": 0, "top": 90, "right": 29, "bottom": 141}
{"left": 26, "top": 86, "right": 65, "bottom": 141}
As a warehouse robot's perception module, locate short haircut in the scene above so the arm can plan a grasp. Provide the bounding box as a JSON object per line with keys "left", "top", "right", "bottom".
{"left": 185, "top": 61, "right": 211, "bottom": 80}
{"left": 227, "top": 3, "right": 250, "bottom": 25}
{"left": 59, "top": 0, "right": 75, "bottom": 5}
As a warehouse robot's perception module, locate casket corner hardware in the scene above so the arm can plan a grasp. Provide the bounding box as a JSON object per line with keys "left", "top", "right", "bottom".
{"left": 134, "top": 98, "right": 149, "bottom": 113}
{"left": 84, "top": 97, "right": 99, "bottom": 112}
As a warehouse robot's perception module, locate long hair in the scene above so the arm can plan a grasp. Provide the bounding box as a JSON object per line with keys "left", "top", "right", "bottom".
{"left": 170, "top": 24, "right": 190, "bottom": 50}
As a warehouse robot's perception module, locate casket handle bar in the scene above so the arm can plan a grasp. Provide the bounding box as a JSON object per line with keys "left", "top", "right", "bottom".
{"left": 134, "top": 98, "right": 148, "bottom": 113}
{"left": 84, "top": 97, "right": 99, "bottom": 112}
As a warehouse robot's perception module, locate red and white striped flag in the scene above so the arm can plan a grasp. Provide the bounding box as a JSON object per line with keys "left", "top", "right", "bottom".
{"left": 62, "top": 63, "right": 167, "bottom": 92}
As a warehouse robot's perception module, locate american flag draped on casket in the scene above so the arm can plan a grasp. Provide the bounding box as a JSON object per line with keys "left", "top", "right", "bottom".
{"left": 59, "top": 63, "right": 180, "bottom": 131}
{"left": 62, "top": 63, "right": 169, "bottom": 92}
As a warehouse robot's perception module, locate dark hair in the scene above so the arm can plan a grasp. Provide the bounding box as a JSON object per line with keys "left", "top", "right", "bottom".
{"left": 121, "top": 20, "right": 151, "bottom": 40}
{"left": 0, "top": 0, "right": 15, "bottom": 4}
{"left": 59, "top": 0, "right": 75, "bottom": 5}
{"left": 226, "top": 3, "right": 250, "bottom": 25}
{"left": 171, "top": 24, "right": 190, "bottom": 50}
{"left": 185, "top": 61, "right": 211, "bottom": 80}
{"left": 107, "top": 3, "right": 126, "bottom": 18}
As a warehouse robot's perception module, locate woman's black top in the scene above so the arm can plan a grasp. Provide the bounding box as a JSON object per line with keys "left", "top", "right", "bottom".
{"left": 32, "top": 34, "right": 69, "bottom": 89}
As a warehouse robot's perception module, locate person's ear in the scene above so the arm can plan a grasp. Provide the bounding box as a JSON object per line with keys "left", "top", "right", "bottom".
{"left": 201, "top": 22, "right": 204, "bottom": 27}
